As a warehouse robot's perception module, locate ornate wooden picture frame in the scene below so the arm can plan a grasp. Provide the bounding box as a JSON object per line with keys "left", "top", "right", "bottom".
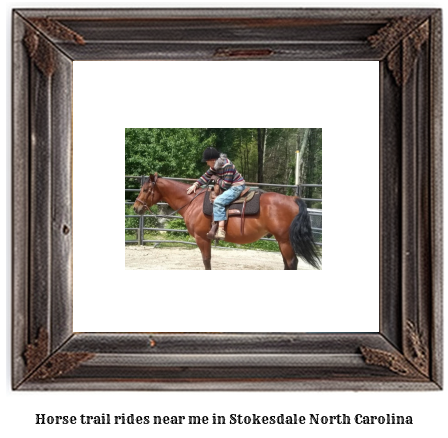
{"left": 12, "top": 8, "right": 442, "bottom": 390}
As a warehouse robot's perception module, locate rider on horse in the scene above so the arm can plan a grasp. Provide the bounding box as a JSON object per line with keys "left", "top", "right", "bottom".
{"left": 187, "top": 147, "right": 246, "bottom": 240}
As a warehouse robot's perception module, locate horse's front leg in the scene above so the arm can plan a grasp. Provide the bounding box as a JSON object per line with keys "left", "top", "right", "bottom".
{"left": 195, "top": 234, "right": 212, "bottom": 270}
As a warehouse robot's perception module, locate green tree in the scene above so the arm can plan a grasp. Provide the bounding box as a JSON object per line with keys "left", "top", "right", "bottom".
{"left": 125, "top": 128, "right": 215, "bottom": 177}
{"left": 125, "top": 128, "right": 321, "bottom": 203}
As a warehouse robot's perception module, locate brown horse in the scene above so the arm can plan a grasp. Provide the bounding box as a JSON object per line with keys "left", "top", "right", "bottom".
{"left": 133, "top": 174, "right": 321, "bottom": 270}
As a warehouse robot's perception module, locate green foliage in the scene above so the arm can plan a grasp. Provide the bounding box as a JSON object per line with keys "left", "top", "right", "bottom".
{"left": 164, "top": 218, "right": 188, "bottom": 238}
{"left": 199, "top": 128, "right": 238, "bottom": 157}
{"left": 142, "top": 206, "right": 160, "bottom": 230}
{"left": 232, "top": 128, "right": 258, "bottom": 182}
{"left": 125, "top": 204, "right": 139, "bottom": 235}
{"left": 125, "top": 128, "right": 321, "bottom": 193}
{"left": 125, "top": 128, "right": 214, "bottom": 179}
{"left": 125, "top": 203, "right": 161, "bottom": 239}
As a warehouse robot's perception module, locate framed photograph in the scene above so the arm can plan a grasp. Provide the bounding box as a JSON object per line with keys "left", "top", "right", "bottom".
{"left": 12, "top": 8, "right": 442, "bottom": 390}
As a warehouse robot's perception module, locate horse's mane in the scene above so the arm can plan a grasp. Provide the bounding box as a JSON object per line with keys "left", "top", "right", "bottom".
{"left": 144, "top": 175, "right": 191, "bottom": 188}
{"left": 159, "top": 177, "right": 191, "bottom": 187}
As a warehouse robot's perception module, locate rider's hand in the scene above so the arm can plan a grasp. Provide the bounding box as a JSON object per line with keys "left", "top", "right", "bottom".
{"left": 187, "top": 184, "right": 198, "bottom": 195}
{"left": 210, "top": 175, "right": 219, "bottom": 182}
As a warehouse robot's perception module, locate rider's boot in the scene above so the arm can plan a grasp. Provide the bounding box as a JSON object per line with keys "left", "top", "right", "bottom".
{"left": 215, "top": 227, "right": 226, "bottom": 240}
{"left": 206, "top": 221, "right": 219, "bottom": 240}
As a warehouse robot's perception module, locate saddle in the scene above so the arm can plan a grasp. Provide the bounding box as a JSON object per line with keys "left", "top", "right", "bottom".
{"left": 203, "top": 186, "right": 263, "bottom": 236}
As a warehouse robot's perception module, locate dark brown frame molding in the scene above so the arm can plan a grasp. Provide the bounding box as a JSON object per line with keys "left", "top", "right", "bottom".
{"left": 12, "top": 8, "right": 443, "bottom": 390}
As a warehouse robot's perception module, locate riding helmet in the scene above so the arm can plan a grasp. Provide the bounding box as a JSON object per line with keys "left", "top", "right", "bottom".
{"left": 201, "top": 147, "right": 220, "bottom": 162}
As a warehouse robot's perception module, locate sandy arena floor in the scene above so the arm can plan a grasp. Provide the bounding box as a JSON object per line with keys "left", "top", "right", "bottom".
{"left": 125, "top": 245, "right": 318, "bottom": 270}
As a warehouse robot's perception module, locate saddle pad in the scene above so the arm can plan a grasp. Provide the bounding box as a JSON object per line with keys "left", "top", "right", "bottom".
{"left": 203, "top": 190, "right": 262, "bottom": 217}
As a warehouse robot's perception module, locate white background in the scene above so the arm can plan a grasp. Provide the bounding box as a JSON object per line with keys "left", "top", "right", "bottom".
{"left": 73, "top": 60, "right": 379, "bottom": 333}
{"left": 3, "top": 1, "right": 447, "bottom": 438}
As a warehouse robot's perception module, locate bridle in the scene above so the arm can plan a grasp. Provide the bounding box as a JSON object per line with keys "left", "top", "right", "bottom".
{"left": 135, "top": 181, "right": 156, "bottom": 212}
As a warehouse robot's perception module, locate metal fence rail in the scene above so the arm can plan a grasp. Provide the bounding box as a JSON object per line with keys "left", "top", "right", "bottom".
{"left": 125, "top": 176, "right": 322, "bottom": 248}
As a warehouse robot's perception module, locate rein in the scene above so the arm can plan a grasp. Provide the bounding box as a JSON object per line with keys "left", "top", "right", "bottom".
{"left": 165, "top": 188, "right": 207, "bottom": 217}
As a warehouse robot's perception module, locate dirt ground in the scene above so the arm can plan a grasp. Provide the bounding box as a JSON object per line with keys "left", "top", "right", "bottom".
{"left": 125, "top": 245, "right": 317, "bottom": 270}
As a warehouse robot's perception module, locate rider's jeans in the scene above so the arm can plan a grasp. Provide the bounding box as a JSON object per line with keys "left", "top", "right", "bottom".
{"left": 213, "top": 184, "right": 246, "bottom": 221}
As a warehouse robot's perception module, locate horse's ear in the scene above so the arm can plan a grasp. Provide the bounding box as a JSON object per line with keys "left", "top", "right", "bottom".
{"left": 154, "top": 172, "right": 158, "bottom": 183}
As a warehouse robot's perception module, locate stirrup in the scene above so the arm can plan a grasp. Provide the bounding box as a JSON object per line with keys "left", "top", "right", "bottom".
{"left": 206, "top": 222, "right": 219, "bottom": 240}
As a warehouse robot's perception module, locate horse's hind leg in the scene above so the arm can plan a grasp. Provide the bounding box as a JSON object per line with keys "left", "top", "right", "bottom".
{"left": 278, "top": 240, "right": 298, "bottom": 270}
{"left": 195, "top": 235, "right": 212, "bottom": 270}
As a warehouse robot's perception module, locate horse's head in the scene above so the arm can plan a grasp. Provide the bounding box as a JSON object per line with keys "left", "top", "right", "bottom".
{"left": 133, "top": 173, "right": 161, "bottom": 215}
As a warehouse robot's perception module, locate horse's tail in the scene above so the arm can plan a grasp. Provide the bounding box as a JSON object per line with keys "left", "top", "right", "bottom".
{"left": 289, "top": 198, "right": 321, "bottom": 269}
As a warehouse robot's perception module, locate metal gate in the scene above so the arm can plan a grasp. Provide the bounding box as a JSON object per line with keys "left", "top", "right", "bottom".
{"left": 125, "top": 176, "right": 322, "bottom": 248}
